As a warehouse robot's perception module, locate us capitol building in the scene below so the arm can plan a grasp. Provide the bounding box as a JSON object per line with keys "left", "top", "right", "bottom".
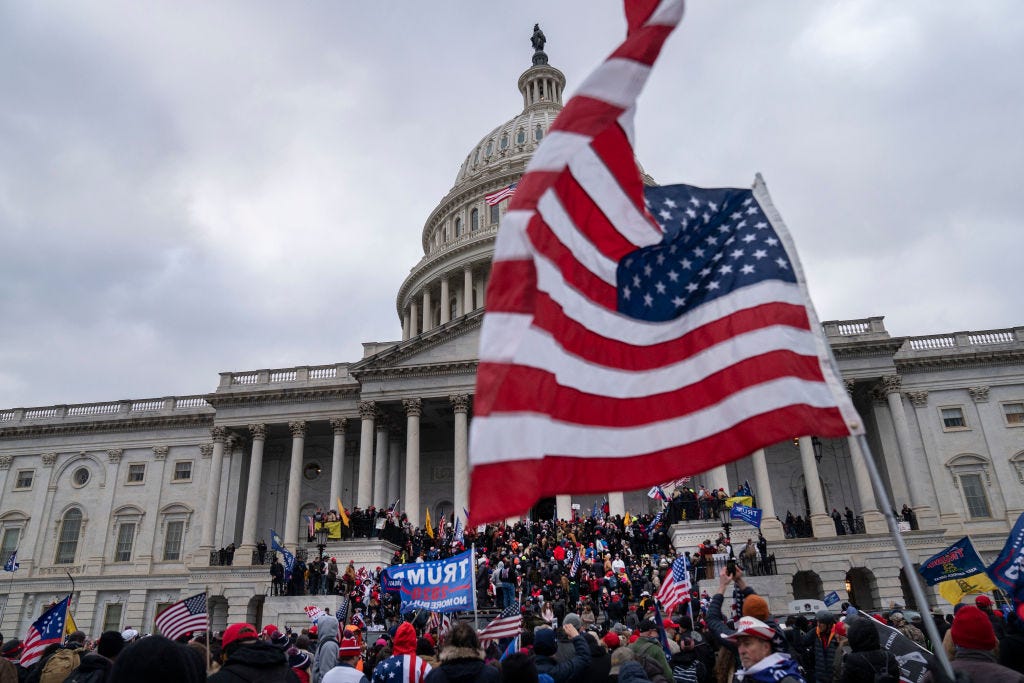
{"left": 1, "top": 38, "right": 1023, "bottom": 635}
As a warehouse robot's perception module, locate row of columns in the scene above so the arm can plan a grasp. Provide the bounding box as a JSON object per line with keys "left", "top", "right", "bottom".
{"left": 402, "top": 266, "right": 488, "bottom": 340}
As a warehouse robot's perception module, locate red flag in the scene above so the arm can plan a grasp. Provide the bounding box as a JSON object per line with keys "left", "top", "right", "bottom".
{"left": 467, "top": 0, "right": 860, "bottom": 526}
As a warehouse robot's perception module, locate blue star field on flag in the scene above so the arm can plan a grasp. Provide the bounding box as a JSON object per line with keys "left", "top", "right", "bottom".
{"left": 619, "top": 185, "right": 797, "bottom": 322}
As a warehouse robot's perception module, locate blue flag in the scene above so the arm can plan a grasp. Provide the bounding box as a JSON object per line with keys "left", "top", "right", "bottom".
{"left": 739, "top": 480, "right": 752, "bottom": 497}
{"left": 988, "top": 512, "right": 1024, "bottom": 600}
{"left": 730, "top": 503, "right": 762, "bottom": 528}
{"left": 646, "top": 510, "right": 664, "bottom": 535}
{"left": 270, "top": 529, "right": 295, "bottom": 581}
{"left": 454, "top": 518, "right": 465, "bottom": 545}
{"left": 3, "top": 550, "right": 18, "bottom": 573}
{"left": 919, "top": 537, "right": 989, "bottom": 586}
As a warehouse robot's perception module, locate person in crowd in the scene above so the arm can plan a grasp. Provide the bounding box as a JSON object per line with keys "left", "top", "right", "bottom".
{"left": 976, "top": 595, "right": 1007, "bottom": 640}
{"left": 628, "top": 619, "right": 673, "bottom": 681}
{"left": 533, "top": 623, "right": 590, "bottom": 682}
{"left": 208, "top": 622, "right": 298, "bottom": 682}
{"left": 887, "top": 612, "right": 925, "bottom": 648}
{"left": 371, "top": 622, "right": 431, "bottom": 683}
{"left": 321, "top": 636, "right": 367, "bottom": 683}
{"left": 803, "top": 611, "right": 839, "bottom": 683}
{"left": 312, "top": 615, "right": 342, "bottom": 683}
{"left": 66, "top": 630, "right": 124, "bottom": 683}
{"left": 926, "top": 605, "right": 1024, "bottom": 683}
{"left": 724, "top": 616, "right": 804, "bottom": 683}
{"left": 423, "top": 622, "right": 498, "bottom": 683}
{"left": 838, "top": 616, "right": 899, "bottom": 683}
{"left": 108, "top": 636, "right": 207, "bottom": 683}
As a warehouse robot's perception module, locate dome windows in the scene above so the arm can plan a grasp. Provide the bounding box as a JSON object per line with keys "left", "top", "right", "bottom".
{"left": 471, "top": 208, "right": 479, "bottom": 231}
{"left": 490, "top": 204, "right": 500, "bottom": 225}
{"left": 500, "top": 134, "right": 509, "bottom": 151}
{"left": 485, "top": 140, "right": 494, "bottom": 157}
{"left": 455, "top": 217, "right": 463, "bottom": 237}
{"left": 516, "top": 128, "right": 526, "bottom": 145}
{"left": 535, "top": 124, "right": 544, "bottom": 142}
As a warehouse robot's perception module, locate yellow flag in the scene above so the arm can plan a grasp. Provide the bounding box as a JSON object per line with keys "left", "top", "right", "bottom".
{"left": 938, "top": 574, "right": 998, "bottom": 605}
{"left": 337, "top": 498, "right": 350, "bottom": 527}
{"left": 66, "top": 609, "right": 78, "bottom": 635}
{"left": 624, "top": 512, "right": 633, "bottom": 526}
{"left": 425, "top": 508, "right": 434, "bottom": 538}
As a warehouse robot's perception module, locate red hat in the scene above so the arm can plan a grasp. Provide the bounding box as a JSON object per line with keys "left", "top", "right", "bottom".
{"left": 223, "top": 623, "right": 259, "bottom": 650}
{"left": 662, "top": 619, "right": 679, "bottom": 630}
{"left": 975, "top": 595, "right": 993, "bottom": 608}
{"left": 261, "top": 624, "right": 279, "bottom": 638}
{"left": 951, "top": 605, "right": 996, "bottom": 651}
{"left": 602, "top": 632, "right": 620, "bottom": 649}
{"left": 309, "top": 625, "right": 318, "bottom": 636}
{"left": 338, "top": 636, "right": 361, "bottom": 657}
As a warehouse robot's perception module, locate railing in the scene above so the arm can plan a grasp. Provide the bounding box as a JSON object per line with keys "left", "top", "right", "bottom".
{"left": 270, "top": 370, "right": 297, "bottom": 382}
{"left": 131, "top": 399, "right": 164, "bottom": 412}
{"left": 821, "top": 317, "right": 887, "bottom": 338}
{"left": 67, "top": 403, "right": 120, "bottom": 417}
{"left": 0, "top": 395, "right": 212, "bottom": 425}
{"left": 232, "top": 373, "right": 260, "bottom": 385}
{"left": 908, "top": 335, "right": 955, "bottom": 350}
{"left": 220, "top": 365, "right": 350, "bottom": 389}
{"left": 908, "top": 327, "right": 1022, "bottom": 351}
{"left": 0, "top": 411, "right": 13, "bottom": 422}
{"left": 692, "top": 553, "right": 778, "bottom": 582}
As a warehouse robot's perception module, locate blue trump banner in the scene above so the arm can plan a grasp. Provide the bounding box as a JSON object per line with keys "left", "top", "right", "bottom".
{"left": 919, "top": 537, "right": 988, "bottom": 586}
{"left": 730, "top": 503, "right": 762, "bottom": 528}
{"left": 384, "top": 548, "right": 475, "bottom": 613}
{"left": 987, "top": 511, "right": 1024, "bottom": 600}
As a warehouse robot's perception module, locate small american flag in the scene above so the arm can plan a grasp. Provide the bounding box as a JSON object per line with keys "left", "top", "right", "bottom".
{"left": 21, "top": 595, "right": 71, "bottom": 668}
{"left": 467, "top": 0, "right": 860, "bottom": 525}
{"left": 478, "top": 603, "right": 522, "bottom": 643}
{"left": 427, "top": 612, "right": 452, "bottom": 638}
{"left": 569, "top": 548, "right": 581, "bottom": 577}
{"left": 485, "top": 183, "right": 517, "bottom": 206}
{"left": 3, "top": 550, "right": 18, "bottom": 573}
{"left": 155, "top": 592, "right": 208, "bottom": 642}
{"left": 654, "top": 556, "right": 691, "bottom": 614}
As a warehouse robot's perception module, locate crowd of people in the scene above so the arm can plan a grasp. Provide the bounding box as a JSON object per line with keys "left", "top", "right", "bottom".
{"left": 5, "top": 562, "right": 1024, "bottom": 683}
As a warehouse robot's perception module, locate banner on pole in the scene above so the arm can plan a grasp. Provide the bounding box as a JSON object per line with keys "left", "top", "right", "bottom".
{"left": 384, "top": 549, "right": 475, "bottom": 613}
{"left": 987, "top": 511, "right": 1024, "bottom": 601}
{"left": 918, "top": 537, "right": 989, "bottom": 585}
{"left": 729, "top": 503, "right": 762, "bottom": 528}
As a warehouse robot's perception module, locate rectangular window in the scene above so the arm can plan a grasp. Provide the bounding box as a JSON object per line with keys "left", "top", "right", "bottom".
{"left": 490, "top": 204, "right": 500, "bottom": 225}
{"left": 14, "top": 470, "right": 33, "bottom": 490}
{"left": 126, "top": 464, "right": 145, "bottom": 483}
{"left": 114, "top": 523, "right": 136, "bottom": 563}
{"left": 172, "top": 461, "right": 192, "bottom": 482}
{"left": 941, "top": 407, "right": 967, "bottom": 430}
{"left": 960, "top": 473, "right": 991, "bottom": 518}
{"left": 102, "top": 603, "right": 123, "bottom": 632}
{"left": 163, "top": 521, "right": 184, "bottom": 561}
{"left": 0, "top": 528, "right": 19, "bottom": 559}
{"left": 1004, "top": 402, "right": 1024, "bottom": 426}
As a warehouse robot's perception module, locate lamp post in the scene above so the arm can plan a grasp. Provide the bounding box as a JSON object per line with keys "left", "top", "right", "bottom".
{"left": 315, "top": 525, "right": 329, "bottom": 562}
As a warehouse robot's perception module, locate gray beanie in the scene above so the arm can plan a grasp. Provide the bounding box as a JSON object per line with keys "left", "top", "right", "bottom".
{"left": 563, "top": 613, "right": 582, "bottom": 629}
{"left": 815, "top": 610, "right": 836, "bottom": 625}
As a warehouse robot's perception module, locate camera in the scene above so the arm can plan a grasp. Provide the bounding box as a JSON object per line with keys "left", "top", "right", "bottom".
{"left": 726, "top": 559, "right": 736, "bottom": 576}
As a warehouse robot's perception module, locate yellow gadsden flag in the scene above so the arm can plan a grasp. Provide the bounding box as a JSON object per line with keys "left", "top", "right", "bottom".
{"left": 938, "top": 574, "right": 998, "bottom": 605}
{"left": 425, "top": 508, "right": 434, "bottom": 538}
{"left": 624, "top": 512, "right": 633, "bottom": 527}
{"left": 337, "top": 498, "right": 350, "bottom": 527}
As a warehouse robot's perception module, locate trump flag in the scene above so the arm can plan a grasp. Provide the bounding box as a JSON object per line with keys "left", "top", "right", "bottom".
{"left": 467, "top": 0, "right": 861, "bottom": 525}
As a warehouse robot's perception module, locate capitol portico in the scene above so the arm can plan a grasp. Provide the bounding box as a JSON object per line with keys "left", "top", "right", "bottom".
{"left": 2, "top": 38, "right": 1024, "bottom": 636}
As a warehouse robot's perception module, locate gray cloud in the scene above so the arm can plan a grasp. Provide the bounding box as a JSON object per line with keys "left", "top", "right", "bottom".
{"left": 0, "top": 1, "right": 1019, "bottom": 407}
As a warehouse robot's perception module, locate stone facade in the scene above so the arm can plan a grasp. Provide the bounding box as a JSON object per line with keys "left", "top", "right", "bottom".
{"left": 2, "top": 49, "right": 1024, "bottom": 638}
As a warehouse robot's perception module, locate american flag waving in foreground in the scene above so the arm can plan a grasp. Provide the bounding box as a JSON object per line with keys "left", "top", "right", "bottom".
{"left": 467, "top": 0, "right": 861, "bottom": 525}
{"left": 21, "top": 595, "right": 72, "bottom": 668}
{"left": 478, "top": 603, "right": 522, "bottom": 643}
{"left": 655, "top": 556, "right": 692, "bottom": 614}
{"left": 155, "top": 592, "right": 208, "bottom": 642}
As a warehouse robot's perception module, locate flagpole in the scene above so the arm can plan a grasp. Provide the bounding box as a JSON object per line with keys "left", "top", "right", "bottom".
{"left": 856, "top": 433, "right": 954, "bottom": 680}
{"left": 470, "top": 544, "right": 479, "bottom": 630}
{"left": 205, "top": 585, "right": 211, "bottom": 673}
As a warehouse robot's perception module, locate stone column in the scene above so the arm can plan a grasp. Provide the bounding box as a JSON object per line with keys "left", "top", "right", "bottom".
{"left": 329, "top": 418, "right": 347, "bottom": 509}
{"left": 404, "top": 398, "right": 422, "bottom": 527}
{"left": 475, "top": 273, "right": 485, "bottom": 311}
{"left": 200, "top": 426, "right": 228, "bottom": 559}
{"left": 402, "top": 312, "right": 410, "bottom": 341}
{"left": 751, "top": 449, "right": 785, "bottom": 541}
{"left": 556, "top": 495, "right": 572, "bottom": 521}
{"left": 707, "top": 464, "right": 729, "bottom": 496}
{"left": 608, "top": 491, "right": 626, "bottom": 519}
{"left": 451, "top": 394, "right": 470, "bottom": 525}
{"left": 455, "top": 284, "right": 464, "bottom": 317}
{"left": 357, "top": 401, "right": 376, "bottom": 508}
{"left": 848, "top": 436, "right": 887, "bottom": 534}
{"left": 283, "top": 421, "right": 306, "bottom": 547}
{"left": 882, "top": 376, "right": 937, "bottom": 529}
{"left": 409, "top": 302, "right": 419, "bottom": 337}
{"left": 799, "top": 437, "right": 835, "bottom": 537}
{"left": 387, "top": 428, "right": 401, "bottom": 506}
{"left": 422, "top": 287, "right": 432, "bottom": 333}
{"left": 237, "top": 423, "right": 266, "bottom": 563}
{"left": 463, "top": 266, "right": 473, "bottom": 312}
{"left": 440, "top": 276, "right": 451, "bottom": 325}
{"left": 374, "top": 418, "right": 390, "bottom": 509}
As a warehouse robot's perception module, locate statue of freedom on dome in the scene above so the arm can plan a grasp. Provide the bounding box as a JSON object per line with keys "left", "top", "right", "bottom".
{"left": 531, "top": 24, "right": 548, "bottom": 65}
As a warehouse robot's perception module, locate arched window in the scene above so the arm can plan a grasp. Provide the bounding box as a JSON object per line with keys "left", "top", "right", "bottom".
{"left": 485, "top": 140, "right": 494, "bottom": 157}
{"left": 454, "top": 217, "right": 462, "bottom": 237}
{"left": 535, "top": 124, "right": 544, "bottom": 142}
{"left": 490, "top": 204, "right": 500, "bottom": 225}
{"left": 56, "top": 508, "right": 83, "bottom": 565}
{"left": 500, "top": 134, "right": 509, "bottom": 150}
{"left": 470, "top": 208, "right": 479, "bottom": 231}
{"left": 516, "top": 128, "right": 526, "bottom": 145}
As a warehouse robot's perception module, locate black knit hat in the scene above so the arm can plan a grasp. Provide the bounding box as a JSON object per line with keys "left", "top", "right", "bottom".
{"left": 97, "top": 631, "right": 125, "bottom": 659}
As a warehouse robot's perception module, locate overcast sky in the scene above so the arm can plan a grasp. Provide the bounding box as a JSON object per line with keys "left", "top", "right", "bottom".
{"left": 1, "top": 1, "right": 1020, "bottom": 409}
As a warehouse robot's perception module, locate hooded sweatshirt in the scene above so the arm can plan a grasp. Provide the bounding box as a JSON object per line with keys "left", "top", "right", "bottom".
{"left": 312, "top": 616, "right": 341, "bottom": 683}
{"left": 371, "top": 623, "right": 431, "bottom": 683}
{"left": 207, "top": 640, "right": 299, "bottom": 683}
{"left": 839, "top": 617, "right": 899, "bottom": 683}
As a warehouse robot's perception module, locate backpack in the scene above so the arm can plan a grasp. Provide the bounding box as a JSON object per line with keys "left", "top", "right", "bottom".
{"left": 40, "top": 648, "right": 80, "bottom": 683}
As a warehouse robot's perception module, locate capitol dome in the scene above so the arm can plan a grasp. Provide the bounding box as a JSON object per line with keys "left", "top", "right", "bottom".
{"left": 395, "top": 39, "right": 565, "bottom": 339}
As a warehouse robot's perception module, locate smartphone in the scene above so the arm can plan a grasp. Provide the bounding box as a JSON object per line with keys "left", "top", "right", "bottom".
{"left": 726, "top": 559, "right": 736, "bottom": 576}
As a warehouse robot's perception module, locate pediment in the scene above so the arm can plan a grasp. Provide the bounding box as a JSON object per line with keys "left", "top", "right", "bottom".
{"left": 351, "top": 310, "right": 483, "bottom": 378}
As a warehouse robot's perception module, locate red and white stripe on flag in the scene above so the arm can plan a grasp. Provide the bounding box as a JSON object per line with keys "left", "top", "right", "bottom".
{"left": 155, "top": 592, "right": 208, "bottom": 642}
{"left": 467, "top": 0, "right": 861, "bottom": 526}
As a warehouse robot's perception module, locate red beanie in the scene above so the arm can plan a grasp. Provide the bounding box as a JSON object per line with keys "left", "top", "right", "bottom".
{"left": 602, "top": 632, "right": 620, "bottom": 649}
{"left": 951, "top": 605, "right": 996, "bottom": 651}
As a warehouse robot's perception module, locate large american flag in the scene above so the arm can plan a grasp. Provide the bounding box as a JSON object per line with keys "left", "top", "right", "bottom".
{"left": 655, "top": 556, "right": 691, "bottom": 614}
{"left": 478, "top": 603, "right": 522, "bottom": 643}
{"left": 372, "top": 653, "right": 433, "bottom": 683}
{"left": 467, "top": 0, "right": 860, "bottom": 525}
{"left": 155, "top": 592, "right": 208, "bottom": 642}
{"left": 21, "top": 595, "right": 71, "bottom": 667}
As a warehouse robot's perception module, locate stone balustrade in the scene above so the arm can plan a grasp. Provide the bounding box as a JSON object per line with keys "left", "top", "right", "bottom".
{"left": 0, "top": 395, "right": 213, "bottom": 425}
{"left": 217, "top": 364, "right": 353, "bottom": 390}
